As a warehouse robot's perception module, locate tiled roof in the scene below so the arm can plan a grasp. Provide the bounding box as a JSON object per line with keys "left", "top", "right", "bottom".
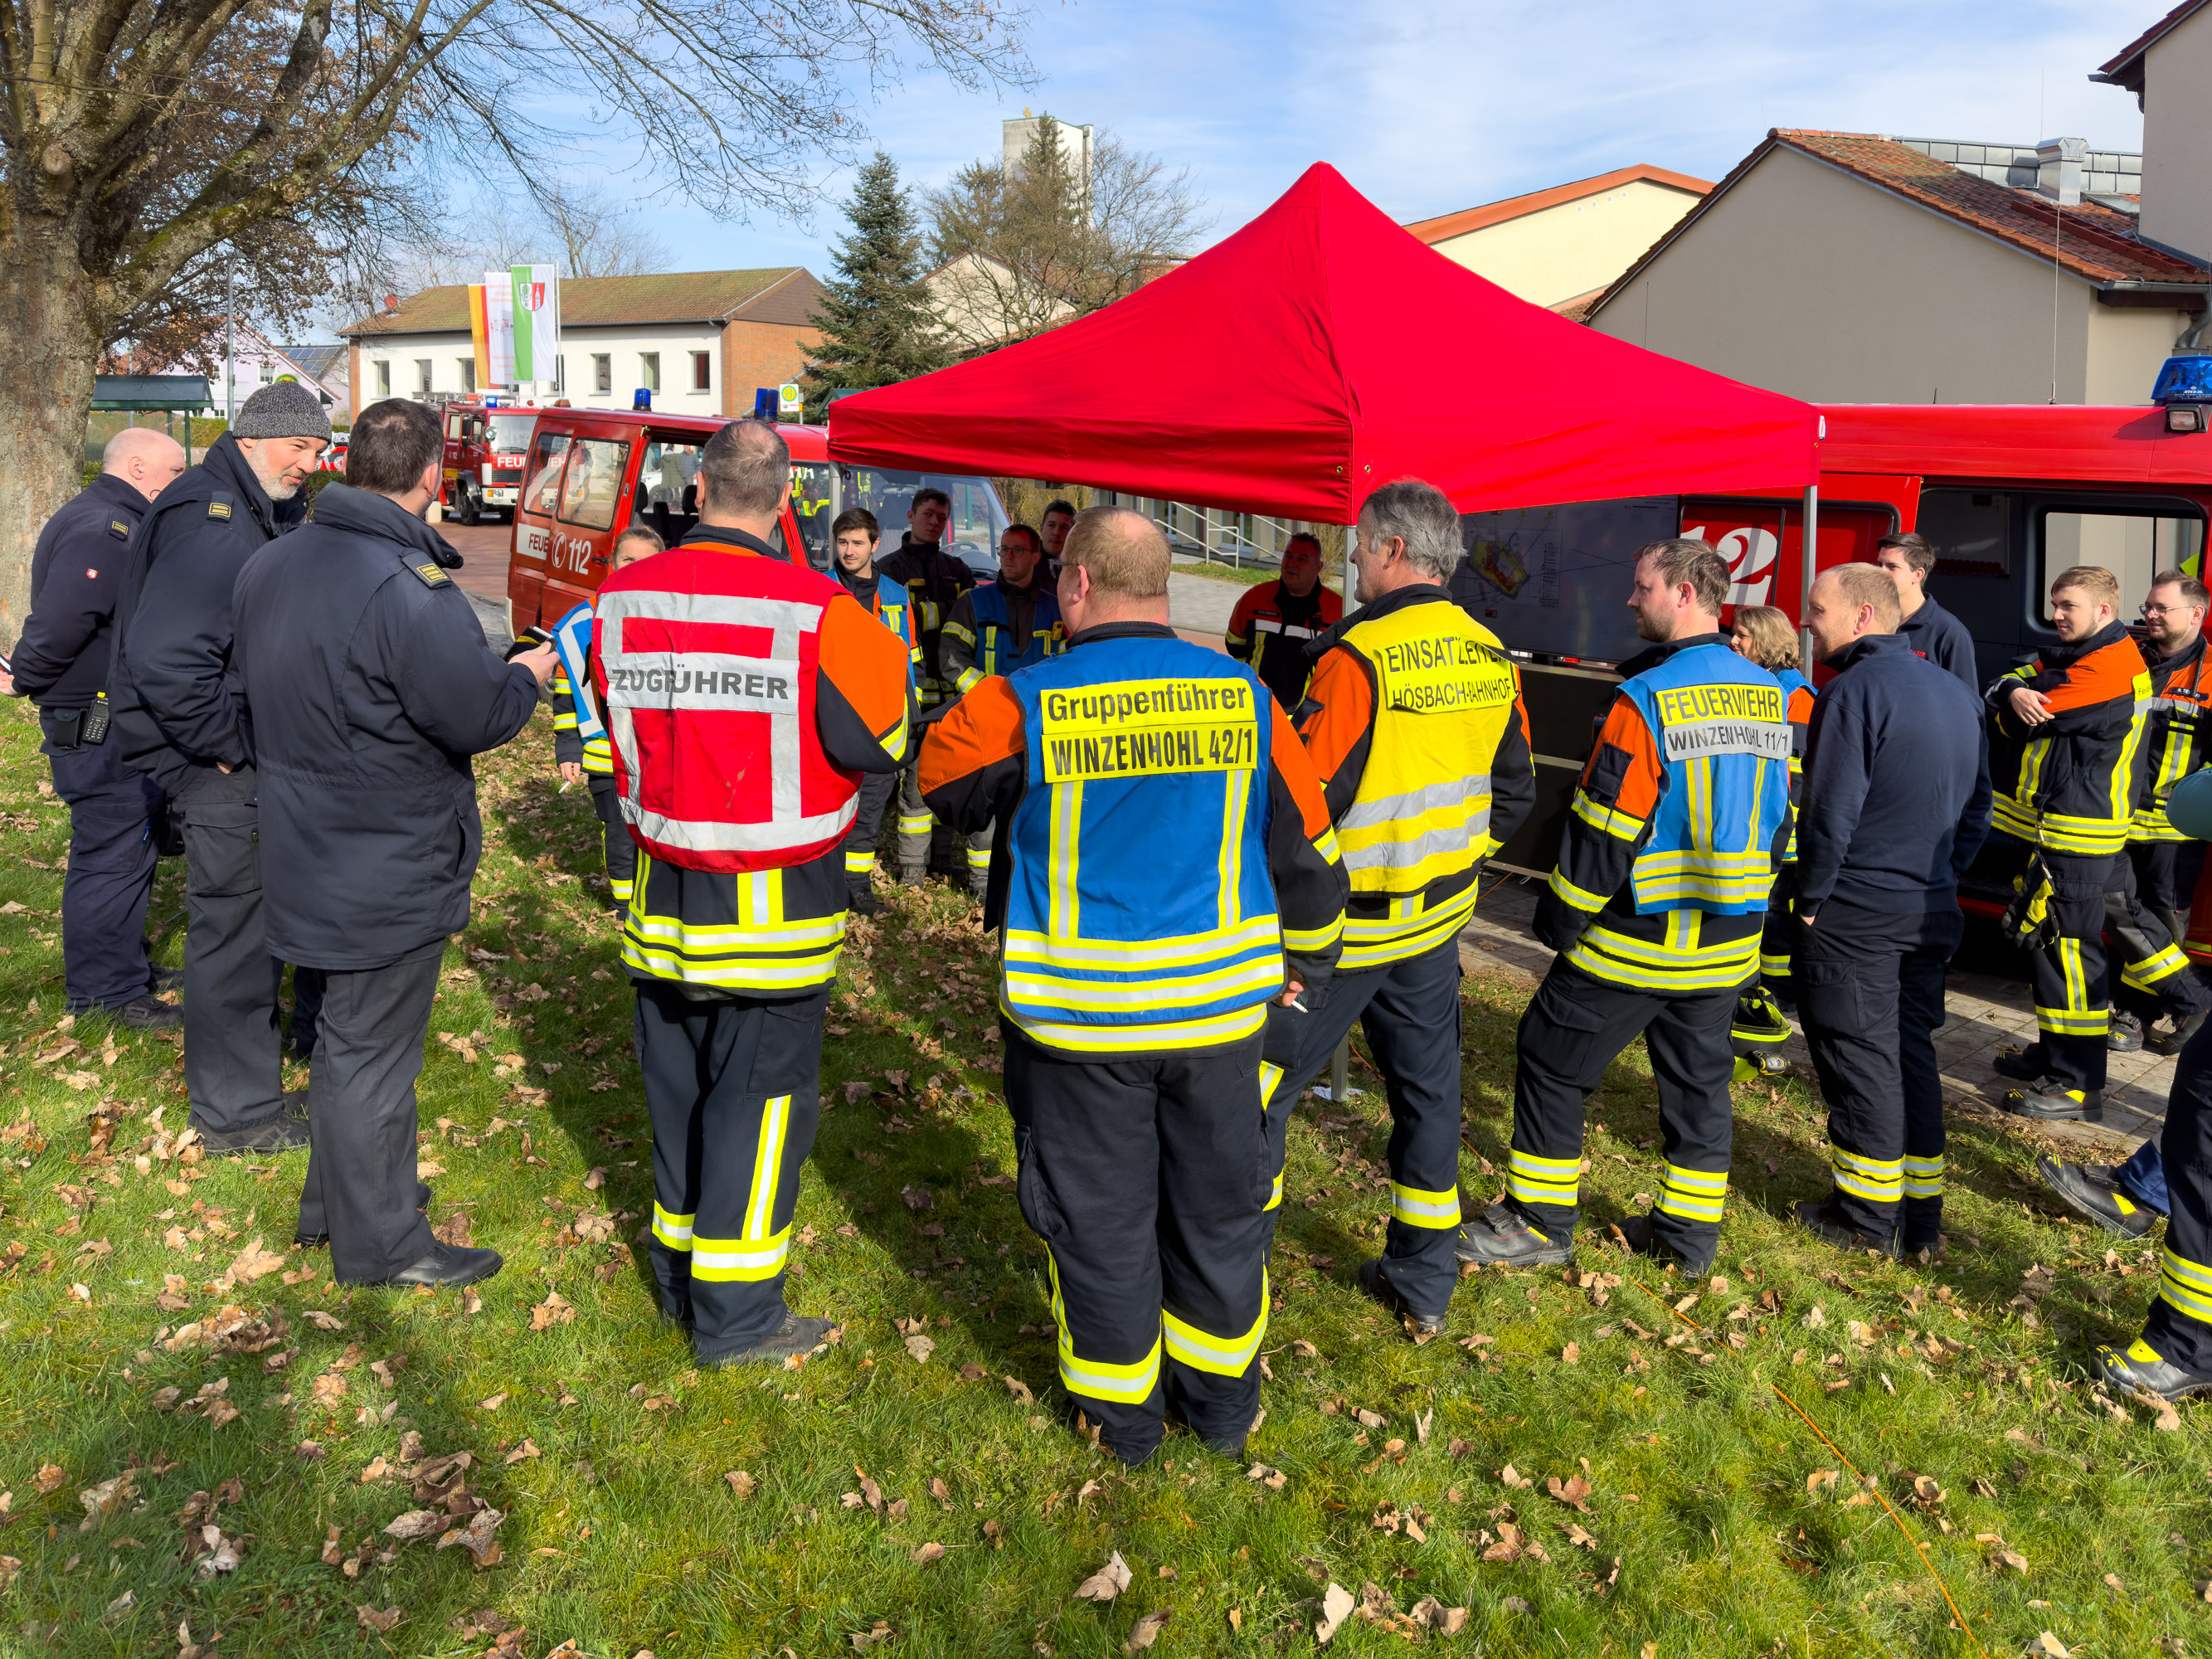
{"left": 342, "top": 268, "right": 817, "bottom": 337}
{"left": 2093, "top": 0, "right": 2209, "bottom": 91}
{"left": 1403, "top": 165, "right": 1710, "bottom": 245}
{"left": 1589, "top": 129, "right": 2209, "bottom": 323}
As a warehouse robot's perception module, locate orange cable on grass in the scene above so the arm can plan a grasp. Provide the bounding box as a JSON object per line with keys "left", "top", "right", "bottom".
{"left": 1625, "top": 1274, "right": 1987, "bottom": 1658}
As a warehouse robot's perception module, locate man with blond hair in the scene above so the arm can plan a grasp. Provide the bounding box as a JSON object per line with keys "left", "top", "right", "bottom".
{"left": 919, "top": 504, "right": 1345, "bottom": 1466}
{"left": 1987, "top": 565, "right": 2162, "bottom": 1122}
{"left": 1789, "top": 565, "right": 1986, "bottom": 1256}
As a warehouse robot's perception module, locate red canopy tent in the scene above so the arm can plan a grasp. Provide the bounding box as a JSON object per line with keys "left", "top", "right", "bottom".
{"left": 829, "top": 162, "right": 1818, "bottom": 523}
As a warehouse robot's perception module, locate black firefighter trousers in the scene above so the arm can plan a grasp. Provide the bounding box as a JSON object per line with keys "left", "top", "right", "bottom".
{"left": 634, "top": 980, "right": 825, "bottom": 1360}
{"left": 1004, "top": 1024, "right": 1271, "bottom": 1468}
{"left": 2140, "top": 1017, "right": 2212, "bottom": 1372}
{"left": 1506, "top": 959, "right": 1735, "bottom": 1261}
{"left": 173, "top": 766, "right": 287, "bottom": 1136}
{"left": 1795, "top": 898, "right": 1959, "bottom": 1245}
{"left": 1260, "top": 936, "right": 1466, "bottom": 1322}
{"left": 294, "top": 940, "right": 443, "bottom": 1283}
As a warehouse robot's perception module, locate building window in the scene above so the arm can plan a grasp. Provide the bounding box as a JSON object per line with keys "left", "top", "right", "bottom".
{"left": 640, "top": 352, "right": 661, "bottom": 393}
{"left": 692, "top": 351, "right": 711, "bottom": 392}
{"left": 459, "top": 358, "right": 476, "bottom": 392}
{"left": 592, "top": 353, "right": 611, "bottom": 394}
{"left": 375, "top": 361, "right": 391, "bottom": 397}
{"left": 415, "top": 359, "right": 432, "bottom": 396}
{"left": 259, "top": 361, "right": 275, "bottom": 384}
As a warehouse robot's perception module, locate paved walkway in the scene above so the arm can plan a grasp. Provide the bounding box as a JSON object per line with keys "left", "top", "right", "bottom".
{"left": 1458, "top": 874, "right": 2169, "bottom": 1160}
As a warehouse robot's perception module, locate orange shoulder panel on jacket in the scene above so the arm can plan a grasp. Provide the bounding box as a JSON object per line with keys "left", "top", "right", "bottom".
{"left": 819, "top": 589, "right": 910, "bottom": 734}
{"left": 1589, "top": 694, "right": 1664, "bottom": 819}
{"left": 1787, "top": 684, "right": 1816, "bottom": 725}
{"left": 918, "top": 676, "right": 1026, "bottom": 796}
{"left": 1295, "top": 645, "right": 1374, "bottom": 781}
{"left": 1269, "top": 700, "right": 1334, "bottom": 840}
{"left": 2039, "top": 635, "right": 2147, "bottom": 713}
{"left": 1319, "top": 587, "right": 1345, "bottom": 625}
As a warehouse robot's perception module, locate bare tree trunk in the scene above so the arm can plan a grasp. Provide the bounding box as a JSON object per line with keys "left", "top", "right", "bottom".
{"left": 0, "top": 211, "right": 103, "bottom": 635}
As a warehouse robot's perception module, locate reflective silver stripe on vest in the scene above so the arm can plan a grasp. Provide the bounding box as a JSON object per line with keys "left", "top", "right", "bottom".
{"left": 598, "top": 587, "right": 853, "bottom": 853}
{"left": 1337, "top": 774, "right": 1490, "bottom": 871}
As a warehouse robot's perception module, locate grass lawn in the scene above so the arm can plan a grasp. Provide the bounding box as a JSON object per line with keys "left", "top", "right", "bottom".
{"left": 2, "top": 692, "right": 2208, "bottom": 1657}
{"left": 1173, "top": 562, "right": 1281, "bottom": 588}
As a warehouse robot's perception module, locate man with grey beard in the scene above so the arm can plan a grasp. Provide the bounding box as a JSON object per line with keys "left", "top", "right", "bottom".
{"left": 109, "top": 383, "right": 333, "bottom": 1155}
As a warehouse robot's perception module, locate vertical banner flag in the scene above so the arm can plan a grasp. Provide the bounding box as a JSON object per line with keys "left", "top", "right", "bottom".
{"left": 467, "top": 285, "right": 492, "bottom": 391}
{"left": 510, "top": 264, "right": 559, "bottom": 387}
{"left": 482, "top": 270, "right": 517, "bottom": 387}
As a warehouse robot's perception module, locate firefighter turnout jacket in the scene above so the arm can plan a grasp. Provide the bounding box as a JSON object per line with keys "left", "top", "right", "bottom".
{"left": 550, "top": 601, "right": 613, "bottom": 776}
{"left": 1295, "top": 586, "right": 1534, "bottom": 971}
{"left": 590, "top": 524, "right": 914, "bottom": 991}
{"left": 1227, "top": 579, "right": 1345, "bottom": 710}
{"left": 917, "top": 623, "right": 1348, "bottom": 1056}
{"left": 832, "top": 567, "right": 921, "bottom": 693}
{"left": 1986, "top": 619, "right": 2152, "bottom": 858}
{"left": 1535, "top": 634, "right": 1792, "bottom": 992}
{"left": 877, "top": 536, "right": 975, "bottom": 711}
{"left": 2134, "top": 634, "right": 2212, "bottom": 844}
{"left": 943, "top": 577, "right": 1063, "bottom": 693}
{"left": 1775, "top": 666, "right": 1816, "bottom": 864}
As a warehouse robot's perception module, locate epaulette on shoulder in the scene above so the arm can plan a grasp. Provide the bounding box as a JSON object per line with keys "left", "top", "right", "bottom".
{"left": 406, "top": 557, "right": 452, "bottom": 588}
{"left": 207, "top": 491, "right": 233, "bottom": 521}
{"left": 107, "top": 517, "right": 131, "bottom": 540}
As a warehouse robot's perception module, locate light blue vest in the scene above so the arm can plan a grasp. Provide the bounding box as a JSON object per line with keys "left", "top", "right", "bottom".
{"left": 1616, "top": 640, "right": 1789, "bottom": 916}
{"left": 999, "top": 633, "right": 1281, "bottom": 1056}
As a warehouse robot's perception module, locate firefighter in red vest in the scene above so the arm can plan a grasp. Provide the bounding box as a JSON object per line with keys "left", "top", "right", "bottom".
{"left": 591, "top": 420, "right": 913, "bottom": 1367}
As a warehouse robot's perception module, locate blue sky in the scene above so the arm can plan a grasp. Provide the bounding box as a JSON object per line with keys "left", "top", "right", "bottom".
{"left": 661, "top": 0, "right": 2158, "bottom": 277}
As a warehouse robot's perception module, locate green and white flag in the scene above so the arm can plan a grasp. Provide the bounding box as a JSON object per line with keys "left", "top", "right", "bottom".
{"left": 510, "top": 264, "right": 560, "bottom": 386}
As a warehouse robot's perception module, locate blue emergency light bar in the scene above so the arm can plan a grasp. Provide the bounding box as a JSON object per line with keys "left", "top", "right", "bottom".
{"left": 633, "top": 388, "right": 653, "bottom": 411}
{"left": 2155, "top": 353, "right": 2212, "bottom": 433}
{"left": 752, "top": 387, "right": 779, "bottom": 420}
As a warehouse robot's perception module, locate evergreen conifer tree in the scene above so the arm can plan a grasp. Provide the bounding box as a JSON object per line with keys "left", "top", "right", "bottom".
{"left": 805, "top": 152, "right": 945, "bottom": 416}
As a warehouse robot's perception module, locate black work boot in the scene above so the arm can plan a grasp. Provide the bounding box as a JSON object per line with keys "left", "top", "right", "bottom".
{"left": 2149, "top": 1008, "right": 2209, "bottom": 1056}
{"left": 898, "top": 865, "right": 926, "bottom": 889}
{"left": 2001, "top": 1078, "right": 2103, "bottom": 1121}
{"left": 2096, "top": 1336, "right": 2212, "bottom": 1402}
{"left": 1899, "top": 1200, "right": 1943, "bottom": 1258}
{"left": 1791, "top": 1199, "right": 1900, "bottom": 1259}
{"left": 2108, "top": 1009, "right": 2145, "bottom": 1053}
{"left": 2035, "top": 1155, "right": 2156, "bottom": 1238}
{"left": 700, "top": 1313, "right": 839, "bottom": 1369}
{"left": 192, "top": 1112, "right": 311, "bottom": 1156}
{"left": 374, "top": 1243, "right": 503, "bottom": 1289}
{"left": 846, "top": 875, "right": 879, "bottom": 917}
{"left": 1615, "top": 1212, "right": 1718, "bottom": 1278}
{"left": 1992, "top": 1041, "right": 2049, "bottom": 1082}
{"left": 85, "top": 994, "right": 184, "bottom": 1032}
{"left": 1456, "top": 1201, "right": 1572, "bottom": 1268}
{"left": 1355, "top": 1258, "right": 1446, "bottom": 1338}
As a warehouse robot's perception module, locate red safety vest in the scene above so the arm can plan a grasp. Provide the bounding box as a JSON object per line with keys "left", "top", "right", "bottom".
{"left": 594, "top": 542, "right": 859, "bottom": 873}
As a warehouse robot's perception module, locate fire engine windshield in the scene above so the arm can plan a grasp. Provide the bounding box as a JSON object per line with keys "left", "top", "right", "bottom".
{"left": 489, "top": 414, "right": 536, "bottom": 454}
{"left": 841, "top": 467, "right": 1009, "bottom": 576}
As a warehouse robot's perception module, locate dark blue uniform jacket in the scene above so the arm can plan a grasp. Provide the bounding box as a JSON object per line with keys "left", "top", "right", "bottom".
{"left": 1794, "top": 631, "right": 1991, "bottom": 914}
{"left": 110, "top": 435, "right": 305, "bottom": 791}
{"left": 10, "top": 472, "right": 149, "bottom": 709}
{"left": 1898, "top": 595, "right": 1981, "bottom": 696}
{"left": 232, "top": 484, "right": 540, "bottom": 970}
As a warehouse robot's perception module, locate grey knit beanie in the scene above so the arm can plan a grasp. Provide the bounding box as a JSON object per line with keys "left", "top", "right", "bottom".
{"left": 232, "top": 381, "right": 334, "bottom": 441}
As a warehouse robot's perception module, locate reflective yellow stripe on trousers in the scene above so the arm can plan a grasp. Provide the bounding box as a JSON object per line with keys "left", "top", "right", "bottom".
{"left": 1048, "top": 1254, "right": 1160, "bottom": 1402}
{"left": 1161, "top": 1272, "right": 1269, "bottom": 1377}
{"left": 691, "top": 1093, "right": 796, "bottom": 1282}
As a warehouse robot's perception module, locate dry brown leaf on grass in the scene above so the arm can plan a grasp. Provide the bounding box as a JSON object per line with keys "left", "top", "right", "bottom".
{"left": 304, "top": 1309, "right": 346, "bottom": 1331}
{"left": 436, "top": 1506, "right": 506, "bottom": 1568}
{"left": 1991, "top": 1547, "right": 2030, "bottom": 1574}
{"left": 910, "top": 1541, "right": 946, "bottom": 1564}
{"left": 724, "top": 1471, "right": 756, "bottom": 1500}
{"left": 192, "top": 1527, "right": 245, "bottom": 1578}
{"left": 34, "top": 1464, "right": 66, "bottom": 1495}
{"left": 1806, "top": 1468, "right": 1839, "bottom": 1492}
{"left": 1563, "top": 1522, "right": 1599, "bottom": 1550}
{"left": 479, "top": 1393, "right": 508, "bottom": 1411}
{"left": 226, "top": 1235, "right": 286, "bottom": 1283}
{"left": 530, "top": 1292, "right": 576, "bottom": 1330}
{"left": 1291, "top": 1338, "right": 1321, "bottom": 1359}
{"left": 2026, "top": 1636, "right": 2071, "bottom": 1658}
{"left": 903, "top": 1333, "right": 936, "bottom": 1364}
{"left": 76, "top": 1473, "right": 136, "bottom": 1530}
{"left": 1499, "top": 1465, "right": 1533, "bottom": 1490}
{"left": 1548, "top": 1473, "right": 1593, "bottom": 1513}
{"left": 850, "top": 1622, "right": 895, "bottom": 1652}
{"left": 506, "top": 1440, "right": 541, "bottom": 1465}
{"left": 1003, "top": 1375, "right": 1035, "bottom": 1404}
{"left": 356, "top": 1605, "right": 403, "bottom": 1635}
{"left": 1246, "top": 1463, "right": 1287, "bottom": 1490}
{"left": 1408, "top": 1597, "right": 1468, "bottom": 1635}
{"left": 1075, "top": 1550, "right": 1133, "bottom": 1602}
{"left": 432, "top": 1211, "right": 475, "bottom": 1248}
{"left": 384, "top": 1511, "right": 446, "bottom": 1540}
{"left": 1125, "top": 1609, "right": 1171, "bottom": 1652}
{"left": 1315, "top": 1583, "right": 1357, "bottom": 1645}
